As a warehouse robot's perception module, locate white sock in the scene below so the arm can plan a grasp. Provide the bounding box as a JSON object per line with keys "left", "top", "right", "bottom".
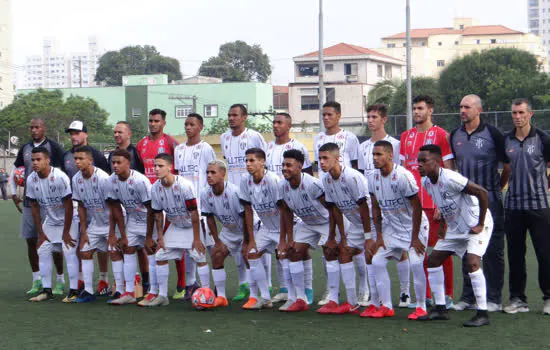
{"left": 282, "top": 259, "right": 295, "bottom": 301}
{"left": 289, "top": 260, "right": 305, "bottom": 300}
{"left": 304, "top": 259, "right": 313, "bottom": 290}
{"left": 397, "top": 259, "right": 410, "bottom": 296}
{"left": 64, "top": 249, "right": 79, "bottom": 290}
{"left": 147, "top": 255, "right": 158, "bottom": 294}
{"left": 340, "top": 261, "right": 358, "bottom": 306}
{"left": 326, "top": 260, "right": 340, "bottom": 303}
{"left": 38, "top": 249, "right": 53, "bottom": 289}
{"left": 32, "top": 271, "right": 41, "bottom": 281}
{"left": 263, "top": 253, "right": 272, "bottom": 288}
{"left": 82, "top": 259, "right": 94, "bottom": 294}
{"left": 111, "top": 260, "right": 125, "bottom": 293}
{"left": 157, "top": 264, "right": 169, "bottom": 297}
{"left": 373, "top": 257, "right": 392, "bottom": 309}
{"left": 197, "top": 264, "right": 211, "bottom": 289}
{"left": 235, "top": 255, "right": 248, "bottom": 286}
{"left": 185, "top": 253, "right": 197, "bottom": 285}
{"left": 322, "top": 256, "right": 329, "bottom": 291}
{"left": 276, "top": 259, "right": 287, "bottom": 290}
{"left": 427, "top": 266, "right": 445, "bottom": 306}
{"left": 249, "top": 271, "right": 258, "bottom": 299}
{"left": 123, "top": 253, "right": 137, "bottom": 293}
{"left": 99, "top": 271, "right": 108, "bottom": 282}
{"left": 469, "top": 268, "right": 488, "bottom": 310}
{"left": 212, "top": 268, "right": 227, "bottom": 298}
{"left": 353, "top": 254, "right": 367, "bottom": 296}
{"left": 411, "top": 261, "right": 427, "bottom": 310}
{"left": 250, "top": 258, "right": 270, "bottom": 300}
{"left": 56, "top": 274, "right": 65, "bottom": 284}
{"left": 366, "top": 264, "right": 379, "bottom": 306}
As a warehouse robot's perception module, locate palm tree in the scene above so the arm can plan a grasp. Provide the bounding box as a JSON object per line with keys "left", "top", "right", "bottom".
{"left": 367, "top": 79, "right": 401, "bottom": 107}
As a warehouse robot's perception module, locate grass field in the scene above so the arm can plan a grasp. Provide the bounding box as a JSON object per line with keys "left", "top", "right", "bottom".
{"left": 0, "top": 201, "right": 549, "bottom": 350}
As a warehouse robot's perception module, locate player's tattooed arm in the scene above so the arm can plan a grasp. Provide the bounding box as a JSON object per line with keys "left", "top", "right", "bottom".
{"left": 144, "top": 202, "right": 156, "bottom": 254}
{"left": 190, "top": 209, "right": 205, "bottom": 254}
{"left": 30, "top": 199, "right": 48, "bottom": 246}
{"left": 437, "top": 216, "right": 447, "bottom": 239}
{"left": 62, "top": 196, "right": 76, "bottom": 248}
{"left": 370, "top": 194, "right": 382, "bottom": 236}
{"left": 463, "top": 181, "right": 489, "bottom": 234}
{"left": 357, "top": 197, "right": 371, "bottom": 234}
{"left": 207, "top": 215, "right": 221, "bottom": 244}
{"left": 408, "top": 194, "right": 425, "bottom": 255}
{"left": 153, "top": 211, "right": 164, "bottom": 250}
{"left": 278, "top": 200, "right": 292, "bottom": 256}
{"left": 500, "top": 163, "right": 511, "bottom": 189}
{"left": 369, "top": 194, "right": 384, "bottom": 254}
{"left": 242, "top": 203, "right": 256, "bottom": 247}
{"left": 78, "top": 202, "right": 89, "bottom": 250}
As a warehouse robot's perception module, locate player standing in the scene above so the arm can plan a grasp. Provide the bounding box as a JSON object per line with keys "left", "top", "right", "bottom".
{"left": 363, "top": 141, "right": 429, "bottom": 319}
{"left": 174, "top": 113, "right": 216, "bottom": 300}
{"left": 201, "top": 160, "right": 260, "bottom": 307}
{"left": 418, "top": 145, "right": 493, "bottom": 326}
{"left": 399, "top": 95, "right": 455, "bottom": 308}
{"left": 136, "top": 109, "right": 180, "bottom": 299}
{"left": 10, "top": 118, "right": 65, "bottom": 295}
{"left": 149, "top": 154, "right": 209, "bottom": 307}
{"left": 317, "top": 143, "right": 372, "bottom": 315}
{"left": 27, "top": 148, "right": 80, "bottom": 303}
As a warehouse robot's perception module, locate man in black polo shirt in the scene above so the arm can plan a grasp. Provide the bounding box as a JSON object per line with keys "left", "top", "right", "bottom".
{"left": 10, "top": 118, "right": 65, "bottom": 294}
{"left": 63, "top": 120, "right": 111, "bottom": 296}
{"left": 107, "top": 121, "right": 144, "bottom": 173}
{"left": 450, "top": 95, "right": 510, "bottom": 312}
{"left": 502, "top": 98, "right": 550, "bottom": 315}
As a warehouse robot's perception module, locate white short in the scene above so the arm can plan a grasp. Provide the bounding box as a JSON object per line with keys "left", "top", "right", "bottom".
{"left": 155, "top": 247, "right": 207, "bottom": 264}
{"left": 200, "top": 217, "right": 215, "bottom": 247}
{"left": 80, "top": 234, "right": 109, "bottom": 253}
{"left": 295, "top": 222, "right": 329, "bottom": 250}
{"left": 346, "top": 224, "right": 367, "bottom": 250}
{"left": 43, "top": 220, "right": 79, "bottom": 244}
{"left": 219, "top": 229, "right": 245, "bottom": 258}
{"left": 376, "top": 221, "right": 429, "bottom": 264}
{"left": 38, "top": 223, "right": 79, "bottom": 256}
{"left": 127, "top": 226, "right": 158, "bottom": 248}
{"left": 434, "top": 219, "right": 493, "bottom": 258}
{"left": 255, "top": 227, "right": 279, "bottom": 254}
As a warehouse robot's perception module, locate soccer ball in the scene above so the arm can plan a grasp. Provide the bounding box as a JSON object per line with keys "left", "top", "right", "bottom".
{"left": 13, "top": 166, "right": 25, "bottom": 187}
{"left": 191, "top": 287, "right": 216, "bottom": 311}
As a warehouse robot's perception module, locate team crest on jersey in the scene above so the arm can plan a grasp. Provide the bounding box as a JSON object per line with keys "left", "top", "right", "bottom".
{"left": 527, "top": 145, "right": 535, "bottom": 154}
{"left": 302, "top": 193, "right": 309, "bottom": 201}
{"left": 130, "top": 189, "right": 135, "bottom": 195}
{"left": 35, "top": 186, "right": 39, "bottom": 191}
{"left": 337, "top": 134, "right": 344, "bottom": 140}
{"left": 174, "top": 194, "right": 182, "bottom": 202}
{"left": 262, "top": 189, "right": 269, "bottom": 197}
{"left": 159, "top": 148, "right": 165, "bottom": 153}
{"left": 80, "top": 188, "right": 84, "bottom": 192}
{"left": 391, "top": 184, "right": 399, "bottom": 193}
{"left": 193, "top": 152, "right": 200, "bottom": 159}
{"left": 159, "top": 140, "right": 165, "bottom": 146}
{"left": 407, "top": 141, "right": 412, "bottom": 146}
{"left": 475, "top": 139, "right": 484, "bottom": 149}
{"left": 428, "top": 130, "right": 434, "bottom": 137}
{"left": 409, "top": 132, "right": 415, "bottom": 139}
{"left": 342, "top": 187, "right": 350, "bottom": 195}
{"left": 240, "top": 142, "right": 247, "bottom": 151}
{"left": 50, "top": 185, "right": 56, "bottom": 192}
{"left": 441, "top": 191, "right": 449, "bottom": 200}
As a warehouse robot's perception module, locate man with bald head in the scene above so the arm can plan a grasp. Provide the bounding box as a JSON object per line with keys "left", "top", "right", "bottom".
{"left": 450, "top": 94, "right": 510, "bottom": 312}
{"left": 10, "top": 118, "right": 65, "bottom": 295}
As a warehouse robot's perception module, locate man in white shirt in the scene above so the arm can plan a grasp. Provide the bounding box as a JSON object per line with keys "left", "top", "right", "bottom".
{"left": 317, "top": 142, "right": 374, "bottom": 315}
{"left": 174, "top": 113, "right": 216, "bottom": 299}
{"left": 27, "top": 148, "right": 80, "bottom": 303}
{"left": 149, "top": 153, "right": 209, "bottom": 307}
{"left": 364, "top": 140, "right": 429, "bottom": 320}
{"left": 418, "top": 144, "right": 493, "bottom": 327}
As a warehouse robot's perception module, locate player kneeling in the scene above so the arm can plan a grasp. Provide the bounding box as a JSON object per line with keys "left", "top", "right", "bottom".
{"left": 418, "top": 145, "right": 493, "bottom": 327}
{"left": 362, "top": 141, "right": 429, "bottom": 319}
{"left": 279, "top": 149, "right": 341, "bottom": 312}
{"left": 201, "top": 160, "right": 261, "bottom": 308}
{"left": 27, "top": 148, "right": 80, "bottom": 303}
{"left": 146, "top": 154, "right": 209, "bottom": 307}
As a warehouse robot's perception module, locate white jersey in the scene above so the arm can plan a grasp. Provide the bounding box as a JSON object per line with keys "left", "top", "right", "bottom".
{"left": 314, "top": 129, "right": 359, "bottom": 177}
{"left": 174, "top": 140, "right": 216, "bottom": 204}
{"left": 239, "top": 171, "right": 282, "bottom": 232}
{"left": 220, "top": 128, "right": 267, "bottom": 185}
{"left": 369, "top": 164, "right": 428, "bottom": 242}
{"left": 266, "top": 139, "right": 312, "bottom": 177}
{"left": 358, "top": 135, "right": 400, "bottom": 177}
{"left": 26, "top": 167, "right": 72, "bottom": 226}
{"left": 422, "top": 168, "right": 480, "bottom": 239}
{"left": 281, "top": 173, "right": 329, "bottom": 226}
{"left": 323, "top": 166, "right": 370, "bottom": 228}
{"left": 152, "top": 175, "right": 196, "bottom": 230}
{"left": 107, "top": 170, "right": 152, "bottom": 235}
{"left": 200, "top": 182, "right": 260, "bottom": 236}
{"left": 72, "top": 167, "right": 111, "bottom": 235}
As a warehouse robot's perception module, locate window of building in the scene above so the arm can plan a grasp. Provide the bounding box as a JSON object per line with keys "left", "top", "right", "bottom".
{"left": 131, "top": 108, "right": 142, "bottom": 118}
{"left": 326, "top": 88, "right": 336, "bottom": 102}
{"left": 421, "top": 42, "right": 426, "bottom": 47}
{"left": 455, "top": 41, "right": 459, "bottom": 45}
{"left": 438, "top": 42, "right": 442, "bottom": 46}
{"left": 387, "top": 43, "right": 396, "bottom": 48}
{"left": 385, "top": 64, "right": 392, "bottom": 79}
{"left": 476, "top": 39, "right": 481, "bottom": 44}
{"left": 403, "top": 43, "right": 407, "bottom": 47}
{"left": 530, "top": 9, "right": 539, "bottom": 17}
{"left": 437, "top": 60, "right": 445, "bottom": 67}
{"left": 298, "top": 64, "right": 319, "bottom": 76}
{"left": 459, "top": 24, "right": 465, "bottom": 30}
{"left": 377, "top": 64, "right": 383, "bottom": 77}
{"left": 175, "top": 105, "right": 193, "bottom": 118}
{"left": 204, "top": 104, "right": 218, "bottom": 117}
{"left": 344, "top": 63, "right": 358, "bottom": 75}
{"left": 301, "top": 88, "right": 319, "bottom": 110}
{"left": 325, "top": 63, "right": 334, "bottom": 71}
{"left": 490, "top": 39, "right": 497, "bottom": 44}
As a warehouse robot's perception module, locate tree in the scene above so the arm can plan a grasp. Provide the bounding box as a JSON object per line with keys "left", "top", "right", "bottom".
{"left": 95, "top": 45, "right": 182, "bottom": 86}
{"left": 0, "top": 89, "right": 112, "bottom": 150}
{"left": 199, "top": 41, "right": 272, "bottom": 82}
{"left": 367, "top": 79, "right": 400, "bottom": 107}
{"left": 389, "top": 77, "right": 448, "bottom": 115}
{"left": 439, "top": 48, "right": 550, "bottom": 111}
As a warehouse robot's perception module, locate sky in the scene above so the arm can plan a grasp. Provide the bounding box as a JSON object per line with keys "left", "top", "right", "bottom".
{"left": 10, "top": 0, "right": 529, "bottom": 85}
